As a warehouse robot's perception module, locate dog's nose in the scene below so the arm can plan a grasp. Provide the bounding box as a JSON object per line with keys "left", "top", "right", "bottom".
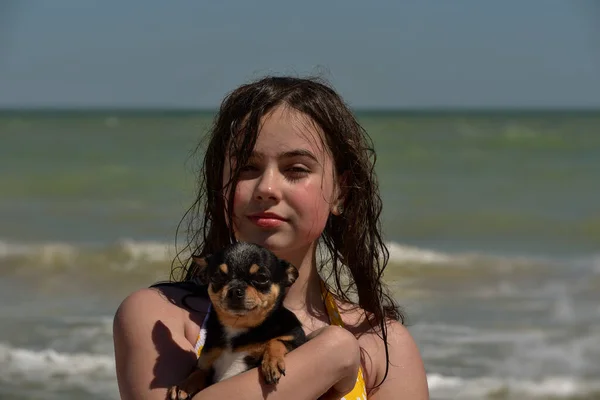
{"left": 228, "top": 287, "right": 244, "bottom": 299}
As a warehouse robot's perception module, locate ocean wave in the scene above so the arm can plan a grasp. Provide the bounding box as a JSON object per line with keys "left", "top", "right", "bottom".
{"left": 413, "top": 319, "right": 600, "bottom": 378}
{"left": 0, "top": 238, "right": 554, "bottom": 268}
{"left": 387, "top": 242, "right": 452, "bottom": 264}
{"left": 1, "top": 238, "right": 594, "bottom": 287}
{"left": 387, "top": 242, "right": 556, "bottom": 270}
{"left": 0, "top": 342, "right": 118, "bottom": 397}
{"left": 0, "top": 238, "right": 175, "bottom": 265}
{"left": 0, "top": 343, "right": 114, "bottom": 378}
{"left": 0, "top": 238, "right": 177, "bottom": 280}
{"left": 1, "top": 341, "right": 598, "bottom": 400}
{"left": 428, "top": 373, "right": 600, "bottom": 399}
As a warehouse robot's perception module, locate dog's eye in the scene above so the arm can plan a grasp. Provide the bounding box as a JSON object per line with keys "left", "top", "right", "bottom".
{"left": 252, "top": 273, "right": 269, "bottom": 285}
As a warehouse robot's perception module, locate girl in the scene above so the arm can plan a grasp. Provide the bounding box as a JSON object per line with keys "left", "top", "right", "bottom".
{"left": 113, "top": 76, "right": 429, "bottom": 399}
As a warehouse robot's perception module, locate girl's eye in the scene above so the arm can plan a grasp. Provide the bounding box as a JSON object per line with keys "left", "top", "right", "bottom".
{"left": 289, "top": 166, "right": 309, "bottom": 173}
{"left": 240, "top": 164, "right": 258, "bottom": 172}
{"left": 286, "top": 166, "right": 310, "bottom": 180}
{"left": 253, "top": 273, "right": 270, "bottom": 285}
{"left": 239, "top": 164, "right": 260, "bottom": 179}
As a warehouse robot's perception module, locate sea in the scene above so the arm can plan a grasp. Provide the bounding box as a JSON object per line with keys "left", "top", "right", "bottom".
{"left": 0, "top": 110, "right": 599, "bottom": 399}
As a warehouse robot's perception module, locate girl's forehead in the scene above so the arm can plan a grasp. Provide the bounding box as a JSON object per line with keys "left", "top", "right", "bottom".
{"left": 254, "top": 106, "right": 329, "bottom": 156}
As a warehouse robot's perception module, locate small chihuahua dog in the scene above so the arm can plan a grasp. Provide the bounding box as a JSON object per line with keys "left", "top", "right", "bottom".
{"left": 168, "top": 242, "right": 306, "bottom": 399}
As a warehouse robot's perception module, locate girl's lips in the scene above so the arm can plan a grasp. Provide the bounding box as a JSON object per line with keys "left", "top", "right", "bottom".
{"left": 247, "top": 213, "right": 286, "bottom": 228}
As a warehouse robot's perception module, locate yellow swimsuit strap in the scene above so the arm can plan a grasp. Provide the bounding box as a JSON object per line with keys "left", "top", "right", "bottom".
{"left": 320, "top": 280, "right": 368, "bottom": 400}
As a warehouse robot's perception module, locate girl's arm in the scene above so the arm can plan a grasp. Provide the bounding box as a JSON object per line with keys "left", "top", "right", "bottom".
{"left": 113, "top": 288, "right": 361, "bottom": 400}
{"left": 368, "top": 320, "right": 429, "bottom": 400}
{"left": 189, "top": 325, "right": 360, "bottom": 400}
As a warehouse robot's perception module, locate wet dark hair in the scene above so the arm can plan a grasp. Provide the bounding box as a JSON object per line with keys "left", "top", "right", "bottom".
{"left": 171, "top": 75, "right": 403, "bottom": 387}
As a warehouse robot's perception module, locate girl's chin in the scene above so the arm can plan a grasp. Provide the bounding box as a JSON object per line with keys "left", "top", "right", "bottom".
{"left": 236, "top": 233, "right": 302, "bottom": 257}
{"left": 246, "top": 237, "right": 288, "bottom": 252}
{"left": 235, "top": 232, "right": 282, "bottom": 248}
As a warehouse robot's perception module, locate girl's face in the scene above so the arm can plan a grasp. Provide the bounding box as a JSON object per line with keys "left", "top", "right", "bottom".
{"left": 223, "top": 105, "right": 340, "bottom": 261}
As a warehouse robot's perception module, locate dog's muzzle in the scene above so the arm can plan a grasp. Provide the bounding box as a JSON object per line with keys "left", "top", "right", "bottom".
{"left": 225, "top": 284, "right": 247, "bottom": 310}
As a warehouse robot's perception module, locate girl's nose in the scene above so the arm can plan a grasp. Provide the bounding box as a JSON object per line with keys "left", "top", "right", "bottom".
{"left": 254, "top": 169, "right": 281, "bottom": 202}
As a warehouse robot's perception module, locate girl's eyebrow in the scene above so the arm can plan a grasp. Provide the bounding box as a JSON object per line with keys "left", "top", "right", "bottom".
{"left": 250, "top": 149, "right": 319, "bottom": 163}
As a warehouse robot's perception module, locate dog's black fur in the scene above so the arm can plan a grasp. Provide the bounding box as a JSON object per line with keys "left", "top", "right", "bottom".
{"left": 168, "top": 242, "right": 306, "bottom": 399}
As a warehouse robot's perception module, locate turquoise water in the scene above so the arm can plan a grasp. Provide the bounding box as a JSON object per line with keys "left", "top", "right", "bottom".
{"left": 1, "top": 111, "right": 599, "bottom": 399}
{"left": 2, "top": 112, "right": 599, "bottom": 255}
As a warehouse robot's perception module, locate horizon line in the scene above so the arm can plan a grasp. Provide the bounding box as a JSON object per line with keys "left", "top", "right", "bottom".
{"left": 1, "top": 106, "right": 600, "bottom": 116}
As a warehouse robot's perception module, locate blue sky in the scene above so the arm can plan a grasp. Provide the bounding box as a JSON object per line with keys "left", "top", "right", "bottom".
{"left": 0, "top": 1, "right": 599, "bottom": 109}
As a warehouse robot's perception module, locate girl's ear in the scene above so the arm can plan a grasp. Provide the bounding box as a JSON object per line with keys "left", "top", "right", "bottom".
{"left": 332, "top": 170, "right": 349, "bottom": 216}
{"left": 191, "top": 255, "right": 210, "bottom": 284}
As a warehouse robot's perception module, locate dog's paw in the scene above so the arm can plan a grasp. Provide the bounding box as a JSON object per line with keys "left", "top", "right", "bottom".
{"left": 167, "top": 385, "right": 190, "bottom": 400}
{"left": 167, "top": 370, "right": 206, "bottom": 400}
{"left": 261, "top": 350, "right": 286, "bottom": 385}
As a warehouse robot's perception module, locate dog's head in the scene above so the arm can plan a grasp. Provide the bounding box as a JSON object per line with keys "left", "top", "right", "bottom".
{"left": 192, "top": 242, "right": 298, "bottom": 329}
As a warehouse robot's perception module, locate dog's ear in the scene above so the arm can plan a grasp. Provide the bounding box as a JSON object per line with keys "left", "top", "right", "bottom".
{"left": 280, "top": 259, "right": 299, "bottom": 287}
{"left": 191, "top": 255, "right": 210, "bottom": 285}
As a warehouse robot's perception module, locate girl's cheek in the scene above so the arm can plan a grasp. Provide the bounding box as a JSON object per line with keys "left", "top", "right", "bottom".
{"left": 229, "top": 188, "right": 244, "bottom": 234}
{"left": 232, "top": 183, "right": 249, "bottom": 210}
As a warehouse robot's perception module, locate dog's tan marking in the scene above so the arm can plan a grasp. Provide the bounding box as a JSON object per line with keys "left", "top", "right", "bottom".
{"left": 285, "top": 264, "right": 299, "bottom": 285}
{"left": 234, "top": 335, "right": 295, "bottom": 355}
{"left": 244, "top": 285, "right": 261, "bottom": 307}
{"left": 213, "top": 310, "right": 243, "bottom": 330}
{"left": 232, "top": 335, "right": 296, "bottom": 385}
{"left": 198, "top": 347, "right": 225, "bottom": 370}
{"left": 276, "top": 334, "right": 295, "bottom": 343}
{"left": 261, "top": 337, "right": 292, "bottom": 384}
{"left": 249, "top": 264, "right": 260, "bottom": 274}
{"left": 235, "top": 342, "right": 267, "bottom": 358}
{"left": 167, "top": 368, "right": 207, "bottom": 400}
{"left": 167, "top": 348, "right": 222, "bottom": 400}
{"left": 208, "top": 284, "right": 229, "bottom": 306}
{"left": 219, "top": 263, "right": 228, "bottom": 274}
{"left": 208, "top": 285, "right": 245, "bottom": 329}
{"left": 208, "top": 284, "right": 281, "bottom": 329}
{"left": 242, "top": 284, "right": 280, "bottom": 327}
{"left": 256, "top": 284, "right": 280, "bottom": 310}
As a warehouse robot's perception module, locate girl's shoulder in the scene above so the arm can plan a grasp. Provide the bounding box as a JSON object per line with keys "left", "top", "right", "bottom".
{"left": 120, "top": 282, "right": 211, "bottom": 315}
{"left": 113, "top": 285, "right": 214, "bottom": 399}
{"left": 114, "top": 283, "right": 211, "bottom": 346}
{"left": 334, "top": 300, "right": 427, "bottom": 395}
{"left": 148, "top": 281, "right": 211, "bottom": 312}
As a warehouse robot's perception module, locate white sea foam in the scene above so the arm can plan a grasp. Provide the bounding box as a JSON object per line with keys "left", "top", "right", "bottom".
{"left": 114, "top": 238, "right": 175, "bottom": 263}
{"left": 427, "top": 373, "right": 600, "bottom": 399}
{"left": 0, "top": 343, "right": 114, "bottom": 378}
{"left": 1, "top": 321, "right": 599, "bottom": 400}
{"left": 0, "top": 238, "right": 588, "bottom": 267}
{"left": 0, "top": 342, "right": 118, "bottom": 396}
{"left": 2, "top": 239, "right": 455, "bottom": 265}
{"left": 0, "top": 238, "right": 178, "bottom": 274}
{"left": 2, "top": 341, "right": 597, "bottom": 399}
{"left": 0, "top": 238, "right": 175, "bottom": 262}
{"left": 387, "top": 242, "right": 452, "bottom": 264}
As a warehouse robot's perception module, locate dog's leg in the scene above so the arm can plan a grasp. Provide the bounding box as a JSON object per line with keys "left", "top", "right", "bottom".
{"left": 167, "top": 368, "right": 209, "bottom": 400}
{"left": 261, "top": 335, "right": 295, "bottom": 385}
{"left": 167, "top": 347, "right": 223, "bottom": 400}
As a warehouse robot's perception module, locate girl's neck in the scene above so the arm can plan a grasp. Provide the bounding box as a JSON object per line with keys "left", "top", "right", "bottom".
{"left": 277, "top": 244, "right": 324, "bottom": 314}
